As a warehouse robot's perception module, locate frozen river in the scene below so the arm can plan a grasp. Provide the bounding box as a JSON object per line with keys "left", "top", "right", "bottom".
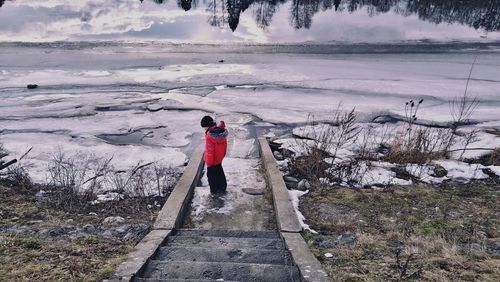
{"left": 0, "top": 42, "right": 499, "bottom": 183}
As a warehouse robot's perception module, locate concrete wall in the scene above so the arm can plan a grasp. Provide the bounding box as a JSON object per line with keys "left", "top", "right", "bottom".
{"left": 258, "top": 137, "right": 329, "bottom": 282}
{"left": 111, "top": 141, "right": 205, "bottom": 281}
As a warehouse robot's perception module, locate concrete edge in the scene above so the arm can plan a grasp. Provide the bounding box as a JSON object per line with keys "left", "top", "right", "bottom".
{"left": 112, "top": 229, "right": 172, "bottom": 281}
{"left": 258, "top": 137, "right": 302, "bottom": 233}
{"left": 281, "top": 232, "right": 330, "bottom": 282}
{"left": 153, "top": 141, "right": 205, "bottom": 230}
{"left": 110, "top": 140, "right": 205, "bottom": 281}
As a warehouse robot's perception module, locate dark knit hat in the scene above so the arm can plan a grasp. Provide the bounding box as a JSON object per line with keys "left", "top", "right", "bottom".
{"left": 200, "top": 115, "right": 215, "bottom": 127}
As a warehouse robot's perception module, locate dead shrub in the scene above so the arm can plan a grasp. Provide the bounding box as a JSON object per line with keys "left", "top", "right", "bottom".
{"left": 385, "top": 126, "right": 452, "bottom": 164}
{"left": 46, "top": 150, "right": 179, "bottom": 210}
{"left": 288, "top": 148, "right": 330, "bottom": 179}
{"left": 290, "top": 108, "right": 361, "bottom": 182}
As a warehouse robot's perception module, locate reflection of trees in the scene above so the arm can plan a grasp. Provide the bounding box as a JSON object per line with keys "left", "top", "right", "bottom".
{"left": 290, "top": 0, "right": 320, "bottom": 29}
{"left": 146, "top": 0, "right": 500, "bottom": 32}
{"left": 0, "top": 0, "right": 4, "bottom": 8}
{"left": 207, "top": 0, "right": 227, "bottom": 28}
{"left": 178, "top": 0, "right": 194, "bottom": 11}
{"left": 405, "top": 0, "right": 499, "bottom": 32}
{"left": 253, "top": 0, "right": 285, "bottom": 29}
{"left": 340, "top": 0, "right": 499, "bottom": 31}
{"left": 227, "top": 0, "right": 253, "bottom": 31}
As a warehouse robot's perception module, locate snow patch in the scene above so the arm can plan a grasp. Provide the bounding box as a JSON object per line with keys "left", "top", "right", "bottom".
{"left": 433, "top": 160, "right": 488, "bottom": 182}
{"left": 288, "top": 189, "right": 317, "bottom": 234}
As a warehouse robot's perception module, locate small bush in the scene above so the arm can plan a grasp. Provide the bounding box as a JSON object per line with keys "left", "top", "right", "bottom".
{"left": 14, "top": 237, "right": 42, "bottom": 250}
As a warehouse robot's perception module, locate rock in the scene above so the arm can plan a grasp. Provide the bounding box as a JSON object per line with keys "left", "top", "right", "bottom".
{"left": 83, "top": 224, "right": 95, "bottom": 233}
{"left": 268, "top": 142, "right": 281, "bottom": 152}
{"left": 377, "top": 143, "right": 391, "bottom": 155}
{"left": 88, "top": 212, "right": 97, "bottom": 216}
{"left": 34, "top": 211, "right": 47, "bottom": 220}
{"left": 313, "top": 234, "right": 357, "bottom": 249}
{"left": 123, "top": 224, "right": 150, "bottom": 242}
{"left": 103, "top": 216, "right": 125, "bottom": 225}
{"left": 283, "top": 175, "right": 299, "bottom": 189}
{"left": 219, "top": 60, "right": 224, "bottom": 63}
{"left": 433, "top": 164, "right": 448, "bottom": 177}
{"left": 27, "top": 220, "right": 43, "bottom": 224}
{"left": 335, "top": 234, "right": 356, "bottom": 245}
{"left": 242, "top": 188, "right": 265, "bottom": 195}
{"left": 388, "top": 239, "right": 406, "bottom": 250}
{"left": 102, "top": 230, "right": 113, "bottom": 238}
{"left": 27, "top": 84, "right": 38, "bottom": 89}
{"left": 35, "top": 190, "right": 47, "bottom": 200}
{"left": 297, "top": 179, "right": 311, "bottom": 191}
{"left": 273, "top": 151, "right": 284, "bottom": 161}
{"left": 486, "top": 241, "right": 500, "bottom": 256}
{"left": 114, "top": 225, "right": 131, "bottom": 236}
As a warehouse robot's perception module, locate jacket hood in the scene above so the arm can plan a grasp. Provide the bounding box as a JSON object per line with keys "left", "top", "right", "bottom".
{"left": 207, "top": 121, "right": 228, "bottom": 139}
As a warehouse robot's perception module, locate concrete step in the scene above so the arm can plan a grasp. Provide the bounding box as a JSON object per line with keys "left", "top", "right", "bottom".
{"left": 165, "top": 236, "right": 286, "bottom": 250}
{"left": 156, "top": 246, "right": 294, "bottom": 265}
{"left": 134, "top": 279, "right": 237, "bottom": 282}
{"left": 142, "top": 260, "right": 301, "bottom": 281}
{"left": 175, "top": 229, "right": 280, "bottom": 239}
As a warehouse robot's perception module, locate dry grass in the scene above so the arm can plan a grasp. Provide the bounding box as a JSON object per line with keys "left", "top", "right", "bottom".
{"left": 0, "top": 179, "right": 163, "bottom": 281}
{"left": 0, "top": 234, "right": 133, "bottom": 282}
{"left": 301, "top": 183, "right": 500, "bottom": 281}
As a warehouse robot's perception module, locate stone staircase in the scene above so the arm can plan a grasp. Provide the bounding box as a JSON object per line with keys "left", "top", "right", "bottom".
{"left": 133, "top": 229, "right": 302, "bottom": 281}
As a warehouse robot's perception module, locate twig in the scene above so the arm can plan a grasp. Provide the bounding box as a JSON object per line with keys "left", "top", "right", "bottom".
{"left": 463, "top": 56, "right": 477, "bottom": 98}
{"left": 19, "top": 147, "right": 33, "bottom": 161}
{"left": 82, "top": 173, "right": 105, "bottom": 185}
{"left": 132, "top": 162, "right": 154, "bottom": 175}
{"left": 446, "top": 147, "right": 495, "bottom": 153}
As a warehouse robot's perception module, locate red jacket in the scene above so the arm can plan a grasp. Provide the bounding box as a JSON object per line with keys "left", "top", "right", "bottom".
{"left": 205, "top": 121, "right": 228, "bottom": 167}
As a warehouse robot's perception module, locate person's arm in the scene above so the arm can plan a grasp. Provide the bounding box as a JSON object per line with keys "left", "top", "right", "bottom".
{"left": 205, "top": 137, "right": 215, "bottom": 167}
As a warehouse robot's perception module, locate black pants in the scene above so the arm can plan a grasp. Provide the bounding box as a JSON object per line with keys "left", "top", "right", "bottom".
{"left": 207, "top": 164, "right": 227, "bottom": 194}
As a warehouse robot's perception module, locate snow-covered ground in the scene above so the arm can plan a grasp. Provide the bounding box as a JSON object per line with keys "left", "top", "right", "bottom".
{"left": 0, "top": 43, "right": 499, "bottom": 188}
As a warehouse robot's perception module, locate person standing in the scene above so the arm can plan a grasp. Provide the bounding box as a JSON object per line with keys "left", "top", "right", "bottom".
{"left": 200, "top": 116, "right": 228, "bottom": 194}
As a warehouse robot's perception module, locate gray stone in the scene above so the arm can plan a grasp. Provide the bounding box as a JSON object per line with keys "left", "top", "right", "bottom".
{"left": 433, "top": 164, "right": 448, "bottom": 177}
{"left": 297, "top": 179, "right": 311, "bottom": 191}
{"left": 83, "top": 224, "right": 95, "bottom": 233}
{"left": 313, "top": 234, "right": 356, "bottom": 249}
{"left": 103, "top": 216, "right": 125, "bottom": 225}
{"left": 273, "top": 151, "right": 284, "bottom": 161}
{"left": 486, "top": 241, "right": 500, "bottom": 256}
{"left": 35, "top": 190, "right": 47, "bottom": 200}
{"left": 114, "top": 225, "right": 131, "bottom": 236}
{"left": 283, "top": 175, "right": 299, "bottom": 189}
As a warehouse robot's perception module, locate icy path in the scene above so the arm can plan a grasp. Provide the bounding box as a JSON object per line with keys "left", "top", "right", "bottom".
{"left": 183, "top": 120, "right": 275, "bottom": 231}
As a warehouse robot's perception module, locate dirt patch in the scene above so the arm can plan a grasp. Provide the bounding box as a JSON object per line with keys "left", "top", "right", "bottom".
{"left": 300, "top": 182, "right": 500, "bottom": 281}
